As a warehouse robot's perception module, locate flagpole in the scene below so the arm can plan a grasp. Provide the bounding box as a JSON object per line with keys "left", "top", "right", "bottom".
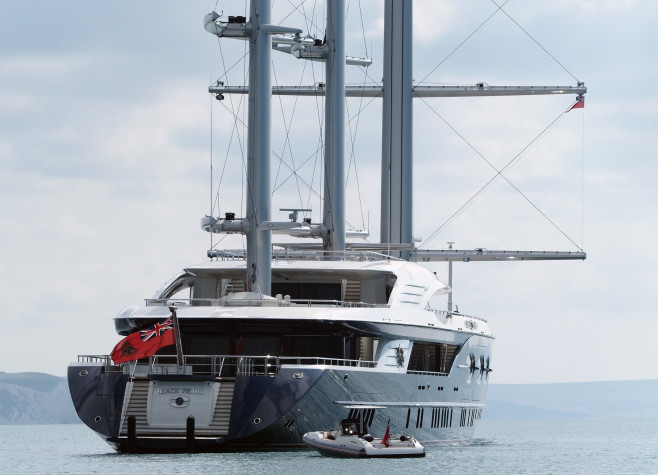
{"left": 169, "top": 306, "right": 184, "bottom": 368}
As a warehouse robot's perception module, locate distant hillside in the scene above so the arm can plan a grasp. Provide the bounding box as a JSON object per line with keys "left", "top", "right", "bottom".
{"left": 1, "top": 371, "right": 656, "bottom": 424}
{"left": 484, "top": 379, "right": 658, "bottom": 419}
{"left": 0, "top": 372, "right": 79, "bottom": 424}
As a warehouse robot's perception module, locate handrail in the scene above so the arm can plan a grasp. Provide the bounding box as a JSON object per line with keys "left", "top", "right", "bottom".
{"left": 431, "top": 309, "right": 488, "bottom": 324}
{"left": 288, "top": 299, "right": 379, "bottom": 308}
{"left": 77, "top": 353, "right": 378, "bottom": 378}
{"left": 145, "top": 297, "right": 387, "bottom": 308}
{"left": 207, "top": 249, "right": 398, "bottom": 262}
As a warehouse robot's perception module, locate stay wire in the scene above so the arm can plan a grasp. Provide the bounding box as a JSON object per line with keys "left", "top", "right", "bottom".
{"left": 210, "top": 19, "right": 249, "bottom": 249}
{"left": 217, "top": 1, "right": 250, "bottom": 252}
{"left": 213, "top": 37, "right": 248, "bottom": 218}
{"left": 417, "top": 0, "right": 510, "bottom": 86}
{"left": 306, "top": 1, "right": 324, "bottom": 219}
{"left": 308, "top": 49, "right": 325, "bottom": 220}
{"left": 208, "top": 21, "right": 248, "bottom": 251}
{"left": 345, "top": 91, "right": 367, "bottom": 230}
{"left": 345, "top": 1, "right": 370, "bottom": 231}
{"left": 579, "top": 108, "right": 586, "bottom": 250}
{"left": 491, "top": 0, "right": 580, "bottom": 83}
{"left": 281, "top": 0, "right": 323, "bottom": 36}
{"left": 420, "top": 98, "right": 583, "bottom": 251}
{"left": 210, "top": 87, "right": 213, "bottom": 250}
{"left": 272, "top": 149, "right": 322, "bottom": 199}
{"left": 357, "top": 0, "right": 369, "bottom": 59}
{"left": 272, "top": 61, "right": 307, "bottom": 210}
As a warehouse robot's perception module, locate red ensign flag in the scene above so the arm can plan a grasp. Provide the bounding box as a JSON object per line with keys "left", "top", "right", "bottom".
{"left": 110, "top": 316, "right": 176, "bottom": 364}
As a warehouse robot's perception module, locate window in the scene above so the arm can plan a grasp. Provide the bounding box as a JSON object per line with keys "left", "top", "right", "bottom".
{"left": 407, "top": 342, "right": 460, "bottom": 373}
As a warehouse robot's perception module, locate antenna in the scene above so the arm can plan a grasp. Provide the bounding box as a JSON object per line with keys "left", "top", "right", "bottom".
{"left": 447, "top": 242, "right": 454, "bottom": 313}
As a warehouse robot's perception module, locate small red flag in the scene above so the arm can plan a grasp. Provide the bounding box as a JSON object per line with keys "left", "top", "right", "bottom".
{"left": 382, "top": 419, "right": 391, "bottom": 447}
{"left": 569, "top": 97, "right": 585, "bottom": 111}
{"left": 110, "top": 316, "right": 176, "bottom": 364}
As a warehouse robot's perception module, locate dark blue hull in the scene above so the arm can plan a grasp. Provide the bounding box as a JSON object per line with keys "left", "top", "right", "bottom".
{"left": 68, "top": 361, "right": 487, "bottom": 453}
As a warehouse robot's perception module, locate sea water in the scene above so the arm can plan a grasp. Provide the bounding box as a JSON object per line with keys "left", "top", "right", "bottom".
{"left": 1, "top": 418, "right": 656, "bottom": 474}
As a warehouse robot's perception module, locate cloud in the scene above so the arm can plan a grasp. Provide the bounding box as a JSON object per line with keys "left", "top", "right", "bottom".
{"left": 0, "top": 1, "right": 656, "bottom": 384}
{"left": 413, "top": 1, "right": 454, "bottom": 44}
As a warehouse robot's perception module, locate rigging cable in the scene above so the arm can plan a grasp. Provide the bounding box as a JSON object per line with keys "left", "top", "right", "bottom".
{"left": 344, "top": 76, "right": 369, "bottom": 230}
{"left": 418, "top": 1, "right": 581, "bottom": 86}
{"left": 305, "top": 0, "right": 324, "bottom": 219}
{"left": 241, "top": 0, "right": 248, "bottom": 252}
{"left": 308, "top": 9, "right": 325, "bottom": 221}
{"left": 215, "top": 2, "right": 250, "bottom": 252}
{"left": 351, "top": 0, "right": 371, "bottom": 231}
{"left": 271, "top": 0, "right": 326, "bottom": 221}
{"left": 272, "top": 149, "right": 323, "bottom": 198}
{"left": 279, "top": 0, "right": 323, "bottom": 35}
{"left": 490, "top": 0, "right": 580, "bottom": 83}
{"left": 579, "top": 105, "right": 586, "bottom": 250}
{"left": 212, "top": 36, "right": 249, "bottom": 214}
{"left": 419, "top": 98, "right": 585, "bottom": 251}
{"left": 212, "top": 1, "right": 370, "bottom": 236}
{"left": 272, "top": 60, "right": 307, "bottom": 209}
{"left": 209, "top": 87, "right": 213, "bottom": 250}
{"left": 417, "top": 0, "right": 510, "bottom": 86}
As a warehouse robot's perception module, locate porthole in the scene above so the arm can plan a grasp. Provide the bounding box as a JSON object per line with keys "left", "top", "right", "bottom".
{"left": 254, "top": 418, "right": 261, "bottom": 424}
{"left": 79, "top": 370, "right": 88, "bottom": 377}
{"left": 293, "top": 372, "right": 304, "bottom": 379}
{"left": 94, "top": 416, "right": 102, "bottom": 422}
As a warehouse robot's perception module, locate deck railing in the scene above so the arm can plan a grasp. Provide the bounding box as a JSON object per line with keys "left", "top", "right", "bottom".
{"left": 76, "top": 354, "right": 377, "bottom": 378}
{"left": 430, "top": 309, "right": 488, "bottom": 324}
{"left": 145, "top": 297, "right": 386, "bottom": 308}
{"left": 208, "top": 249, "right": 398, "bottom": 263}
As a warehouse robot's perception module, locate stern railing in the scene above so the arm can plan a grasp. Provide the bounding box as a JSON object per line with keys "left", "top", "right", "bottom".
{"left": 144, "top": 297, "right": 386, "bottom": 308}
{"left": 76, "top": 354, "right": 377, "bottom": 378}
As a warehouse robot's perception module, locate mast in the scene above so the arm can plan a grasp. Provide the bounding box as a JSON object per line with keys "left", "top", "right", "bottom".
{"left": 203, "top": 5, "right": 302, "bottom": 295}
{"left": 322, "top": 0, "right": 347, "bottom": 252}
{"left": 202, "top": 3, "right": 586, "bottom": 267}
{"left": 381, "top": 0, "right": 413, "bottom": 260}
{"left": 246, "top": 0, "right": 273, "bottom": 294}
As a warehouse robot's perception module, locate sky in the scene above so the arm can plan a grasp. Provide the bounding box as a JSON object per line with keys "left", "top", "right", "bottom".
{"left": 1, "top": 1, "right": 657, "bottom": 384}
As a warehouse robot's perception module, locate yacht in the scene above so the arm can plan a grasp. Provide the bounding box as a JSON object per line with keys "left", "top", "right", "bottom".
{"left": 68, "top": 1, "right": 586, "bottom": 452}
